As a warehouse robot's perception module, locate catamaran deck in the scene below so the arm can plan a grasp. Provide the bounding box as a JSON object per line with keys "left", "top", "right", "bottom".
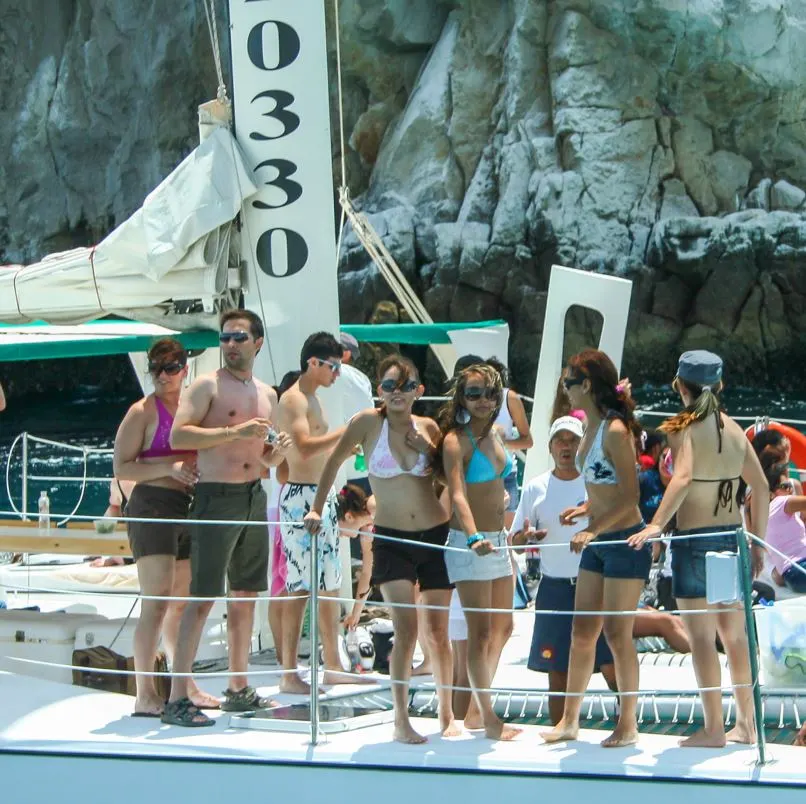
{"left": 1, "top": 604, "right": 805, "bottom": 804}
{"left": 0, "top": 671, "right": 804, "bottom": 801}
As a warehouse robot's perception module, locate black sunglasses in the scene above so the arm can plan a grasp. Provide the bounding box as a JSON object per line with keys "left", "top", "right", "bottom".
{"left": 563, "top": 375, "right": 585, "bottom": 390}
{"left": 219, "top": 331, "right": 250, "bottom": 344}
{"left": 148, "top": 361, "right": 185, "bottom": 376}
{"left": 380, "top": 379, "right": 418, "bottom": 393}
{"left": 463, "top": 386, "right": 500, "bottom": 401}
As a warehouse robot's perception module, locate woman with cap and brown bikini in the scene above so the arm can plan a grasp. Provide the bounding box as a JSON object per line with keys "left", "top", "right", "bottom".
{"left": 628, "top": 350, "right": 769, "bottom": 747}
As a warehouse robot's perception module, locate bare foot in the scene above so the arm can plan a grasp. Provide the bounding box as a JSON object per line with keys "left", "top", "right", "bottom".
{"left": 440, "top": 718, "right": 463, "bottom": 737}
{"left": 411, "top": 661, "right": 432, "bottom": 677}
{"left": 541, "top": 718, "right": 579, "bottom": 743}
{"left": 463, "top": 702, "right": 483, "bottom": 730}
{"left": 133, "top": 696, "right": 164, "bottom": 717}
{"left": 188, "top": 685, "right": 221, "bottom": 710}
{"left": 679, "top": 728, "right": 727, "bottom": 748}
{"left": 394, "top": 721, "right": 428, "bottom": 744}
{"left": 725, "top": 723, "right": 755, "bottom": 744}
{"left": 322, "top": 669, "right": 378, "bottom": 686}
{"left": 485, "top": 719, "right": 522, "bottom": 741}
{"left": 601, "top": 725, "right": 639, "bottom": 748}
{"left": 279, "top": 674, "right": 314, "bottom": 695}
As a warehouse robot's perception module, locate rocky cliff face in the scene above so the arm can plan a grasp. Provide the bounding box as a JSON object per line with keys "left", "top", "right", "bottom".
{"left": 334, "top": 0, "right": 806, "bottom": 390}
{"left": 0, "top": 0, "right": 219, "bottom": 262}
{"left": 2, "top": 1, "right": 806, "bottom": 395}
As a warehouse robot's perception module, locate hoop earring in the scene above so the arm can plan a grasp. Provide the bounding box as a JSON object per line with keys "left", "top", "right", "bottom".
{"left": 456, "top": 406, "right": 471, "bottom": 425}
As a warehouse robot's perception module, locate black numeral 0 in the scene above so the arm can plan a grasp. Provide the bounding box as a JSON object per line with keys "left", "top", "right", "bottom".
{"left": 255, "top": 229, "right": 309, "bottom": 278}
{"left": 247, "top": 20, "right": 301, "bottom": 71}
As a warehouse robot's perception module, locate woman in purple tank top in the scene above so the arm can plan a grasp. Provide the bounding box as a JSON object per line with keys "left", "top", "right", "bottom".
{"left": 113, "top": 338, "right": 216, "bottom": 717}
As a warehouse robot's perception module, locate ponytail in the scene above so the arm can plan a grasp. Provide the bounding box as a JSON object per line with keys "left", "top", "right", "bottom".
{"left": 334, "top": 483, "right": 370, "bottom": 520}
{"left": 660, "top": 379, "right": 723, "bottom": 435}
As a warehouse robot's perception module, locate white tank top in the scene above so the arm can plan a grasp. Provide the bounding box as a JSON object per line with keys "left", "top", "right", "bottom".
{"left": 493, "top": 388, "right": 517, "bottom": 476}
{"left": 494, "top": 388, "right": 515, "bottom": 434}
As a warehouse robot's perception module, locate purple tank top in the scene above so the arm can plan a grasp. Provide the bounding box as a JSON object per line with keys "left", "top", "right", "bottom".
{"left": 139, "top": 397, "right": 195, "bottom": 459}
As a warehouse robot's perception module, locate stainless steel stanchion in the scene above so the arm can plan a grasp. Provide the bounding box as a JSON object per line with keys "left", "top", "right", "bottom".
{"left": 309, "top": 528, "right": 320, "bottom": 745}
{"left": 736, "top": 528, "right": 767, "bottom": 765}
{"left": 21, "top": 432, "right": 28, "bottom": 521}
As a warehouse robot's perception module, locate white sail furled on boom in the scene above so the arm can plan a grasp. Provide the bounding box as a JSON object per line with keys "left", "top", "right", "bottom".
{"left": 0, "top": 126, "right": 257, "bottom": 328}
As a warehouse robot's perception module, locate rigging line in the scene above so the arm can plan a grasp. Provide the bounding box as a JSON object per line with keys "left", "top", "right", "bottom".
{"left": 334, "top": 0, "right": 348, "bottom": 194}
{"left": 202, "top": 0, "right": 228, "bottom": 102}
{"left": 332, "top": 0, "right": 349, "bottom": 290}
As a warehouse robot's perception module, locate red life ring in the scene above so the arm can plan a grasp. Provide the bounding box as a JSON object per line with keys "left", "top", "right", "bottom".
{"left": 744, "top": 421, "right": 806, "bottom": 469}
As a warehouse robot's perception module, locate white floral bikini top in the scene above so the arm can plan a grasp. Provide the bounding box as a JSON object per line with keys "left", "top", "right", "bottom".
{"left": 368, "top": 418, "right": 431, "bottom": 479}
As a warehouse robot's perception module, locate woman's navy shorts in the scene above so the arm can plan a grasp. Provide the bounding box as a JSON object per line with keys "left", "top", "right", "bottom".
{"left": 578, "top": 522, "right": 651, "bottom": 580}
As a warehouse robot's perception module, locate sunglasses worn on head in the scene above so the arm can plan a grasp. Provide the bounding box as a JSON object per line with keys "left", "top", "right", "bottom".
{"left": 219, "top": 331, "right": 250, "bottom": 344}
{"left": 463, "top": 386, "right": 500, "bottom": 402}
{"left": 316, "top": 358, "right": 341, "bottom": 374}
{"left": 148, "top": 361, "right": 185, "bottom": 376}
{"left": 380, "top": 379, "right": 418, "bottom": 393}
{"left": 563, "top": 375, "right": 585, "bottom": 390}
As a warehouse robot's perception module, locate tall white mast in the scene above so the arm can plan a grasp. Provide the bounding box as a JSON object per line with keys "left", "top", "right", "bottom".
{"left": 229, "top": 0, "right": 340, "bottom": 385}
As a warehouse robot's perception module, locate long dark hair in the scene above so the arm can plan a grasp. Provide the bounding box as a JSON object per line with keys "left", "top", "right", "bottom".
{"left": 376, "top": 354, "right": 419, "bottom": 419}
{"left": 567, "top": 349, "right": 640, "bottom": 437}
{"left": 437, "top": 364, "right": 504, "bottom": 439}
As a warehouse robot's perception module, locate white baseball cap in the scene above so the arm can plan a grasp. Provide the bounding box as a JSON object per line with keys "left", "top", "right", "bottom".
{"left": 549, "top": 416, "right": 584, "bottom": 440}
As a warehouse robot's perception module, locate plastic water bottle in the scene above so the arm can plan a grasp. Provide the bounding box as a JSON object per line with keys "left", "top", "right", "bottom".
{"left": 353, "top": 445, "right": 366, "bottom": 473}
{"left": 38, "top": 490, "right": 50, "bottom": 533}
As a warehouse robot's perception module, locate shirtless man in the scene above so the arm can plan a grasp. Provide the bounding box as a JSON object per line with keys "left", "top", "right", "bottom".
{"left": 161, "top": 309, "right": 292, "bottom": 728}
{"left": 276, "top": 331, "right": 352, "bottom": 694}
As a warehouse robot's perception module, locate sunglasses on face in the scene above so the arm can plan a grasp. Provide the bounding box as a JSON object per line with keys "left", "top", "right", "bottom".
{"left": 463, "top": 386, "right": 500, "bottom": 402}
{"left": 563, "top": 375, "right": 585, "bottom": 390}
{"left": 776, "top": 481, "right": 795, "bottom": 492}
{"left": 148, "top": 361, "right": 185, "bottom": 376}
{"left": 219, "top": 331, "right": 250, "bottom": 344}
{"left": 316, "top": 358, "right": 341, "bottom": 374}
{"left": 379, "top": 379, "right": 418, "bottom": 394}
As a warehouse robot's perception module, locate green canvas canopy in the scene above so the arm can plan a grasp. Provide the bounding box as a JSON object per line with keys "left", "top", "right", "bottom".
{"left": 0, "top": 319, "right": 508, "bottom": 362}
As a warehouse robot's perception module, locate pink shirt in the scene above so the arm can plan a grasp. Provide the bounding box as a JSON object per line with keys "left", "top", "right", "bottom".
{"left": 767, "top": 496, "right": 806, "bottom": 574}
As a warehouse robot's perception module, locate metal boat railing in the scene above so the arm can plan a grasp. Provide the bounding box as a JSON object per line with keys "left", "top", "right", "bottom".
{"left": 3, "top": 500, "right": 803, "bottom": 762}
{"left": 4, "top": 431, "right": 806, "bottom": 760}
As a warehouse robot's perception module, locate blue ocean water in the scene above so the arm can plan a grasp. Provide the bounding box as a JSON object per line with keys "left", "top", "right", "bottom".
{"left": 1, "top": 384, "right": 806, "bottom": 522}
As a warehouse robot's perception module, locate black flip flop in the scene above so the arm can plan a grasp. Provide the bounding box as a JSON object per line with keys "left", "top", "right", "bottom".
{"left": 131, "top": 711, "right": 162, "bottom": 718}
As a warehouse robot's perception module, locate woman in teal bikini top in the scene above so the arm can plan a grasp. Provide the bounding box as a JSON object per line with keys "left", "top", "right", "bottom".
{"left": 464, "top": 428, "right": 514, "bottom": 483}
{"left": 438, "top": 362, "right": 522, "bottom": 741}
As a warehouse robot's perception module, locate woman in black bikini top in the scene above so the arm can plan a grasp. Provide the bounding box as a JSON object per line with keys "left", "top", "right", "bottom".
{"left": 628, "top": 350, "right": 769, "bottom": 749}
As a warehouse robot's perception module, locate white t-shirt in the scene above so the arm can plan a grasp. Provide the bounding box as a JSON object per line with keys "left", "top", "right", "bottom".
{"left": 510, "top": 470, "right": 588, "bottom": 578}
{"left": 320, "top": 362, "right": 374, "bottom": 480}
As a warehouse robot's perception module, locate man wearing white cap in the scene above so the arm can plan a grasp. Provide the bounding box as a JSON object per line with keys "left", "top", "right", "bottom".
{"left": 511, "top": 416, "right": 616, "bottom": 724}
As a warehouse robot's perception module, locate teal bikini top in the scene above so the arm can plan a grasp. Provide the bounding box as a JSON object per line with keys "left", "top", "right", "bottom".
{"left": 465, "top": 428, "right": 514, "bottom": 484}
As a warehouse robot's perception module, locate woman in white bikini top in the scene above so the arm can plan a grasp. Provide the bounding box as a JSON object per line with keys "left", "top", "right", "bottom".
{"left": 304, "top": 354, "right": 458, "bottom": 745}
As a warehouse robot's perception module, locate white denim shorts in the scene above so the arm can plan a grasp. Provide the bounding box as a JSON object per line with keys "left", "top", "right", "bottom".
{"left": 444, "top": 528, "right": 513, "bottom": 584}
